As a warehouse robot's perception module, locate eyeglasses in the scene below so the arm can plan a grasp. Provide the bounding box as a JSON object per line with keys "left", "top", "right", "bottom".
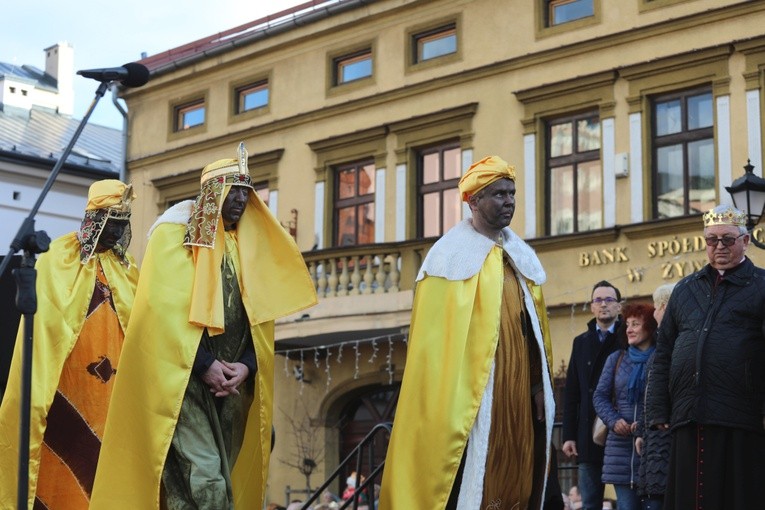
{"left": 592, "top": 297, "right": 618, "bottom": 304}
{"left": 704, "top": 233, "right": 746, "bottom": 247}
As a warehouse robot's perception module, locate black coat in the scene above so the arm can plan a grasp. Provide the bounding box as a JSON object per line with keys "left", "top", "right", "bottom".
{"left": 562, "top": 317, "right": 621, "bottom": 464}
{"left": 646, "top": 259, "right": 765, "bottom": 433}
{"left": 637, "top": 353, "right": 671, "bottom": 498}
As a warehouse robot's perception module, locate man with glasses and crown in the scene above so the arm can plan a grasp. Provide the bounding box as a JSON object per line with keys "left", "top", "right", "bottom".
{"left": 645, "top": 203, "right": 765, "bottom": 510}
{"left": 90, "top": 143, "right": 317, "bottom": 510}
{"left": 0, "top": 180, "right": 139, "bottom": 509}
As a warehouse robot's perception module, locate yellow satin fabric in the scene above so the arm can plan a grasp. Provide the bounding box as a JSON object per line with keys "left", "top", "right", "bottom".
{"left": 379, "top": 247, "right": 553, "bottom": 510}
{"left": 0, "top": 233, "right": 138, "bottom": 509}
{"left": 85, "top": 179, "right": 135, "bottom": 211}
{"left": 529, "top": 282, "right": 553, "bottom": 375}
{"left": 90, "top": 218, "right": 315, "bottom": 509}
{"left": 380, "top": 248, "right": 503, "bottom": 509}
{"left": 188, "top": 187, "right": 315, "bottom": 336}
{"left": 457, "top": 155, "right": 516, "bottom": 201}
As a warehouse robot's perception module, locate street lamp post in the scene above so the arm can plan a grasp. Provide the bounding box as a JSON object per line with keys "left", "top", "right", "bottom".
{"left": 725, "top": 160, "right": 765, "bottom": 249}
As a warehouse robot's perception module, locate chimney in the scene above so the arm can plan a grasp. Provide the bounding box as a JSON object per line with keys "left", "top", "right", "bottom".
{"left": 44, "top": 42, "right": 74, "bottom": 115}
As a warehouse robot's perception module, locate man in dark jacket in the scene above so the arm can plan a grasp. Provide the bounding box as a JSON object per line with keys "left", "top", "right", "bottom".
{"left": 645, "top": 204, "right": 765, "bottom": 510}
{"left": 562, "top": 281, "right": 622, "bottom": 510}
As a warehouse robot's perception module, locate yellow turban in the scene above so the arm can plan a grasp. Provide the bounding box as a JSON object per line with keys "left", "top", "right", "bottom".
{"left": 86, "top": 179, "right": 135, "bottom": 212}
{"left": 458, "top": 155, "right": 516, "bottom": 202}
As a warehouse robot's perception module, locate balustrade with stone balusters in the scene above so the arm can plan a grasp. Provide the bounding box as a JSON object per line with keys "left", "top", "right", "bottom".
{"left": 302, "top": 240, "right": 432, "bottom": 299}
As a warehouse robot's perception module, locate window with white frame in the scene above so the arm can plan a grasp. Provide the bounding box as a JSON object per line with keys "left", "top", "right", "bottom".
{"left": 546, "top": 112, "right": 602, "bottom": 235}
{"left": 417, "top": 143, "right": 462, "bottom": 238}
{"left": 652, "top": 87, "right": 715, "bottom": 218}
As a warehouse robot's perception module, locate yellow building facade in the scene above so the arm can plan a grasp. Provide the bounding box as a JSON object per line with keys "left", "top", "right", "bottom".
{"left": 121, "top": 0, "right": 765, "bottom": 502}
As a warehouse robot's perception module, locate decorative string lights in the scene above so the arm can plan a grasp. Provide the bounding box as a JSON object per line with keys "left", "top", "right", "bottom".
{"left": 368, "top": 339, "right": 378, "bottom": 364}
{"left": 299, "top": 350, "right": 305, "bottom": 395}
{"left": 272, "top": 247, "right": 698, "bottom": 398}
{"left": 325, "top": 347, "right": 332, "bottom": 391}
{"left": 386, "top": 337, "right": 394, "bottom": 385}
{"left": 275, "top": 333, "right": 407, "bottom": 393}
{"left": 354, "top": 341, "right": 361, "bottom": 380}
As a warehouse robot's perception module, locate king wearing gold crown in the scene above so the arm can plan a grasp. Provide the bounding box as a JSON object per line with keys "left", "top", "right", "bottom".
{"left": 645, "top": 203, "right": 765, "bottom": 509}
{"left": 702, "top": 207, "right": 747, "bottom": 228}
{"left": 0, "top": 180, "right": 139, "bottom": 509}
{"left": 91, "top": 143, "right": 317, "bottom": 510}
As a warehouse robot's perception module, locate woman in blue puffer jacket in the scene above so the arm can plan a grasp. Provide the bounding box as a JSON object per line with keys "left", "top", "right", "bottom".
{"left": 593, "top": 303, "right": 657, "bottom": 510}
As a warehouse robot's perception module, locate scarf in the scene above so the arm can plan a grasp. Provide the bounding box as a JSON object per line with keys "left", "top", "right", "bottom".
{"left": 627, "top": 345, "right": 655, "bottom": 405}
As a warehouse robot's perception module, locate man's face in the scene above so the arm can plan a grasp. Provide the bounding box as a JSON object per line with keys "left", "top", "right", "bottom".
{"left": 591, "top": 285, "right": 620, "bottom": 324}
{"left": 704, "top": 225, "right": 749, "bottom": 270}
{"left": 96, "top": 218, "right": 128, "bottom": 252}
{"left": 221, "top": 186, "right": 250, "bottom": 228}
{"left": 469, "top": 178, "right": 516, "bottom": 231}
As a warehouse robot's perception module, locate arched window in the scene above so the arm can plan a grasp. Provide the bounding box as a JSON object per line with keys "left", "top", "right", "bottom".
{"left": 337, "top": 383, "right": 399, "bottom": 482}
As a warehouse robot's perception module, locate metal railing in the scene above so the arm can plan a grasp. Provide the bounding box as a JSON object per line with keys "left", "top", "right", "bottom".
{"left": 292, "top": 423, "right": 577, "bottom": 508}
{"left": 300, "top": 422, "right": 391, "bottom": 510}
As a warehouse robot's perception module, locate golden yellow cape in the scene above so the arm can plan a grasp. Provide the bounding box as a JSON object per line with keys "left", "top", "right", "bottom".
{"left": 379, "top": 244, "right": 553, "bottom": 510}
{"left": 90, "top": 198, "right": 317, "bottom": 510}
{"left": 0, "top": 233, "right": 138, "bottom": 509}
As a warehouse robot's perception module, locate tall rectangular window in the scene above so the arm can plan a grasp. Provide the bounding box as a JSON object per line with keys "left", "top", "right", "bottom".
{"left": 334, "top": 50, "right": 373, "bottom": 85}
{"left": 236, "top": 81, "right": 269, "bottom": 113}
{"left": 652, "top": 88, "right": 715, "bottom": 219}
{"left": 413, "top": 24, "right": 457, "bottom": 63}
{"left": 174, "top": 100, "right": 205, "bottom": 131}
{"left": 546, "top": 112, "right": 602, "bottom": 235}
{"left": 253, "top": 181, "right": 269, "bottom": 206}
{"left": 547, "top": 0, "right": 594, "bottom": 25}
{"left": 334, "top": 161, "right": 375, "bottom": 246}
{"left": 418, "top": 143, "right": 461, "bottom": 238}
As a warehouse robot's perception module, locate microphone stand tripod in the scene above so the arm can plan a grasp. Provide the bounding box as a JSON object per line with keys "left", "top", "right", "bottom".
{"left": 0, "top": 81, "right": 110, "bottom": 510}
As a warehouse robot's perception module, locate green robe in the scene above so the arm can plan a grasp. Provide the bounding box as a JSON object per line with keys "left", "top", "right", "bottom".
{"left": 162, "top": 251, "right": 254, "bottom": 510}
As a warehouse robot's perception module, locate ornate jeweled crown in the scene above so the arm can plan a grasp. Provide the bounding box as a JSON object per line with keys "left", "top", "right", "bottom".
{"left": 703, "top": 208, "right": 746, "bottom": 227}
{"left": 200, "top": 142, "right": 250, "bottom": 185}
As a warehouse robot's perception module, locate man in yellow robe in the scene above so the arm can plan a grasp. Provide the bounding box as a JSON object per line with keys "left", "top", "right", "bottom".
{"left": 0, "top": 180, "right": 139, "bottom": 509}
{"left": 379, "top": 156, "right": 555, "bottom": 510}
{"left": 90, "top": 142, "right": 317, "bottom": 510}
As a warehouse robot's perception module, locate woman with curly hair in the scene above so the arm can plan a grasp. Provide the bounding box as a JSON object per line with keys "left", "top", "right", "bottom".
{"left": 593, "top": 303, "right": 657, "bottom": 510}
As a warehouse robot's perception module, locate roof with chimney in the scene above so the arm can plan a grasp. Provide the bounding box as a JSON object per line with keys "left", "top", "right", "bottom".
{"left": 0, "top": 63, "right": 58, "bottom": 92}
{"left": 0, "top": 46, "right": 122, "bottom": 178}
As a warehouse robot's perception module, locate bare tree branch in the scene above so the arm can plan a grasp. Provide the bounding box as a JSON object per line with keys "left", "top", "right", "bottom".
{"left": 278, "top": 400, "right": 326, "bottom": 491}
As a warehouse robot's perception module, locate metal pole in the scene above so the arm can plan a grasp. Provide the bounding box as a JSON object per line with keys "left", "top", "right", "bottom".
{"left": 7, "top": 81, "right": 109, "bottom": 510}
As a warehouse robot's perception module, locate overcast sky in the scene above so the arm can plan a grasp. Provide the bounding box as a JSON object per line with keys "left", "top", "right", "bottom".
{"left": 3, "top": 0, "right": 306, "bottom": 129}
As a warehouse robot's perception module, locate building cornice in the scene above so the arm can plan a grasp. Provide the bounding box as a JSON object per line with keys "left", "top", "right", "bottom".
{"left": 125, "top": 1, "right": 765, "bottom": 169}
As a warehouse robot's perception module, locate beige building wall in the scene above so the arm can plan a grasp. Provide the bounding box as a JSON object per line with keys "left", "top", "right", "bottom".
{"left": 119, "top": 0, "right": 765, "bottom": 502}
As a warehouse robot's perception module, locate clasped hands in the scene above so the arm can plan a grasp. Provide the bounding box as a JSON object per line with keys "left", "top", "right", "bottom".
{"left": 612, "top": 418, "right": 634, "bottom": 437}
{"left": 201, "top": 359, "right": 249, "bottom": 397}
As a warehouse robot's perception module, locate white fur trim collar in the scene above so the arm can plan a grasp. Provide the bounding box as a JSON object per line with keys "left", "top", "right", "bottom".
{"left": 147, "top": 200, "right": 194, "bottom": 238}
{"left": 417, "top": 219, "right": 546, "bottom": 285}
